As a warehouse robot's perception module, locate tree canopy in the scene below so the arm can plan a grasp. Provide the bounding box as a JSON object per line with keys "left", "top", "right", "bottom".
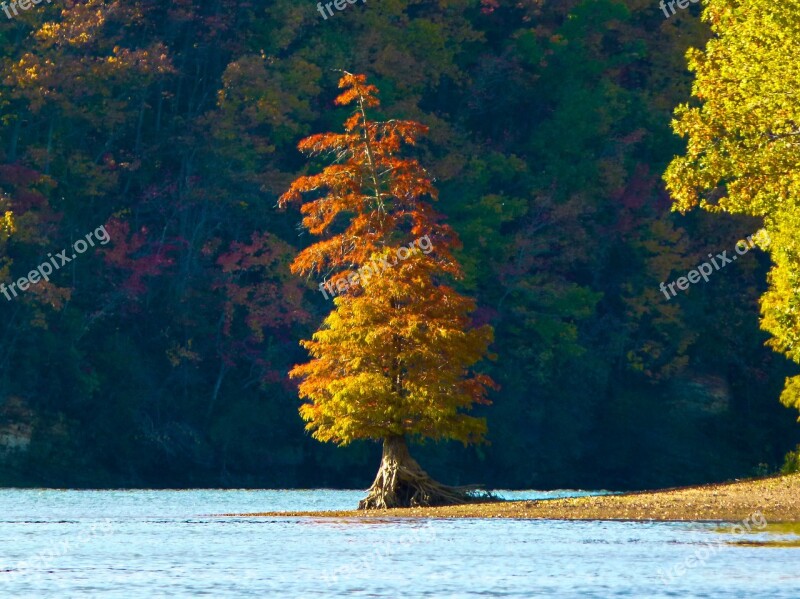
{"left": 665, "top": 0, "right": 800, "bottom": 417}
{"left": 280, "top": 72, "right": 493, "bottom": 448}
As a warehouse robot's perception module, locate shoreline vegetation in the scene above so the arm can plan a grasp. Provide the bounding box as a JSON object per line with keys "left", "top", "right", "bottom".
{"left": 236, "top": 473, "right": 800, "bottom": 522}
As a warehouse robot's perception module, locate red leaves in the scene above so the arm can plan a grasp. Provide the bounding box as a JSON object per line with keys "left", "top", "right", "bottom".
{"left": 216, "top": 232, "right": 310, "bottom": 338}
{"left": 480, "top": 0, "right": 500, "bottom": 14}
{"left": 101, "top": 219, "right": 179, "bottom": 297}
{"left": 334, "top": 72, "right": 380, "bottom": 108}
{"left": 295, "top": 133, "right": 356, "bottom": 156}
{"left": 280, "top": 73, "right": 457, "bottom": 279}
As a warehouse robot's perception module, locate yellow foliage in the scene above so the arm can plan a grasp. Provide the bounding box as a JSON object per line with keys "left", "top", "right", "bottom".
{"left": 1, "top": 210, "right": 14, "bottom": 237}
{"left": 664, "top": 0, "right": 800, "bottom": 416}
{"left": 780, "top": 376, "right": 800, "bottom": 419}
{"left": 291, "top": 254, "right": 494, "bottom": 445}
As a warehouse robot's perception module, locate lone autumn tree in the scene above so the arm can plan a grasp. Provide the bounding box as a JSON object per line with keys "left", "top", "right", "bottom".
{"left": 279, "top": 73, "right": 495, "bottom": 509}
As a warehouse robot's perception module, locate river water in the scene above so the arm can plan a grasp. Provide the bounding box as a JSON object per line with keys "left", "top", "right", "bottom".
{"left": 0, "top": 489, "right": 798, "bottom": 598}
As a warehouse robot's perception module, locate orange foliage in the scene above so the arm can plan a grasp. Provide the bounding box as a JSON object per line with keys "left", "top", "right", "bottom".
{"left": 280, "top": 73, "right": 496, "bottom": 445}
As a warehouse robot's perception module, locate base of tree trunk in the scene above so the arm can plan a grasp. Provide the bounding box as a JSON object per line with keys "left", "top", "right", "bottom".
{"left": 358, "top": 436, "right": 489, "bottom": 510}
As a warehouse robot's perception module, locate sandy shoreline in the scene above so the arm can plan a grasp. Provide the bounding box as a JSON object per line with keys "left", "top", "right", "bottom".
{"left": 234, "top": 473, "right": 800, "bottom": 522}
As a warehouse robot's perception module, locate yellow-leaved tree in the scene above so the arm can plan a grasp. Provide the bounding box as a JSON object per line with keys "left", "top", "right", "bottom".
{"left": 664, "top": 0, "right": 800, "bottom": 416}
{"left": 279, "top": 73, "right": 495, "bottom": 509}
{"left": 0, "top": 193, "right": 14, "bottom": 287}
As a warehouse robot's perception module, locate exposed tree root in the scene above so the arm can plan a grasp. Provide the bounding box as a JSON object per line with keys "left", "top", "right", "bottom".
{"left": 358, "top": 436, "right": 494, "bottom": 510}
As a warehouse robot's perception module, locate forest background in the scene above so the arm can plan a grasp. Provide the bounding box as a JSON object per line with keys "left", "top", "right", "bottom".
{"left": 0, "top": 0, "right": 797, "bottom": 490}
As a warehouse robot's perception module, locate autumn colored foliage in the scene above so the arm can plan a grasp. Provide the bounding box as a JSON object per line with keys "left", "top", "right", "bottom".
{"left": 280, "top": 74, "right": 495, "bottom": 448}
{"left": 0, "top": 0, "right": 797, "bottom": 490}
{"left": 665, "top": 0, "right": 800, "bottom": 418}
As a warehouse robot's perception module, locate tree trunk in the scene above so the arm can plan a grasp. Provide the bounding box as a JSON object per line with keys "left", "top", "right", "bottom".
{"left": 357, "top": 436, "right": 485, "bottom": 510}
